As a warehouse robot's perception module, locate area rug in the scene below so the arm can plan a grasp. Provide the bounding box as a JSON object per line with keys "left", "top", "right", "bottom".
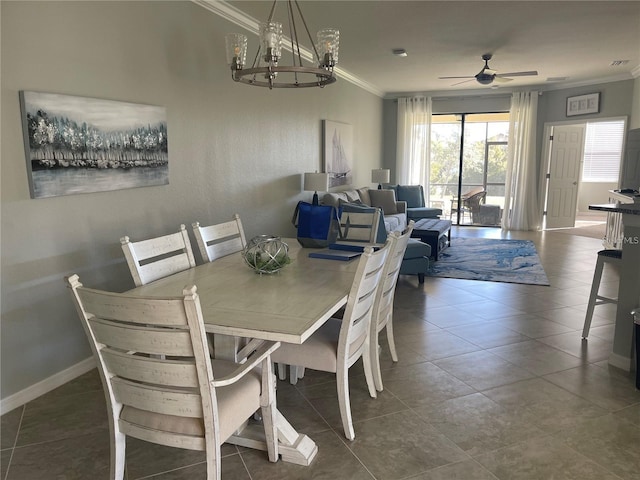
{"left": 427, "top": 237, "right": 550, "bottom": 285}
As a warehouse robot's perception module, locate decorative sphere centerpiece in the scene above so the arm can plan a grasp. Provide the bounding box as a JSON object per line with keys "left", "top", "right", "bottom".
{"left": 242, "top": 236, "right": 290, "bottom": 274}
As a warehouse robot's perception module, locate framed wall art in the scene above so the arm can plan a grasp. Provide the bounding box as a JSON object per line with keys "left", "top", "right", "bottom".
{"left": 566, "top": 92, "right": 600, "bottom": 117}
{"left": 323, "top": 120, "right": 353, "bottom": 188}
{"left": 20, "top": 91, "right": 168, "bottom": 199}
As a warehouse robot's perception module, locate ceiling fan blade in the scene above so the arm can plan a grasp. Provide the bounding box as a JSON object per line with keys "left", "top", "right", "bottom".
{"left": 439, "top": 75, "right": 475, "bottom": 79}
{"left": 493, "top": 76, "right": 513, "bottom": 83}
{"left": 497, "top": 71, "right": 538, "bottom": 77}
{"left": 451, "top": 78, "right": 476, "bottom": 86}
{"left": 483, "top": 68, "right": 497, "bottom": 75}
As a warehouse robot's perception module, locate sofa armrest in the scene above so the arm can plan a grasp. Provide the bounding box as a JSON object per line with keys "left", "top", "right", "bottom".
{"left": 395, "top": 201, "right": 407, "bottom": 215}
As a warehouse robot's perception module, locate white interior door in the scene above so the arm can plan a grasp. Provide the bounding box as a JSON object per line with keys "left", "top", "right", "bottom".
{"left": 545, "top": 125, "right": 584, "bottom": 229}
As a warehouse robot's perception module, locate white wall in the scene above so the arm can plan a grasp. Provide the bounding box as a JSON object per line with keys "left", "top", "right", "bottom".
{"left": 0, "top": 1, "right": 383, "bottom": 406}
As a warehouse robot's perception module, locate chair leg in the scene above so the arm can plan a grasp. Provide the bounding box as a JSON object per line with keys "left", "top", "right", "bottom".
{"left": 371, "top": 336, "right": 384, "bottom": 393}
{"left": 289, "top": 366, "right": 306, "bottom": 385}
{"left": 386, "top": 321, "right": 398, "bottom": 363}
{"left": 277, "top": 363, "right": 287, "bottom": 380}
{"left": 583, "top": 258, "right": 605, "bottom": 339}
{"left": 336, "top": 365, "right": 355, "bottom": 440}
{"left": 362, "top": 345, "right": 377, "bottom": 399}
{"left": 418, "top": 273, "right": 424, "bottom": 284}
{"left": 110, "top": 427, "right": 126, "bottom": 480}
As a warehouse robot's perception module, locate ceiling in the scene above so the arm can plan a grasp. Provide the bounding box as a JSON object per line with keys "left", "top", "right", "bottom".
{"left": 211, "top": 1, "right": 640, "bottom": 98}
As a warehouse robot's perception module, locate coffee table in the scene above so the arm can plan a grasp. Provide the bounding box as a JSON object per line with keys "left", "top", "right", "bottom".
{"left": 411, "top": 218, "right": 452, "bottom": 260}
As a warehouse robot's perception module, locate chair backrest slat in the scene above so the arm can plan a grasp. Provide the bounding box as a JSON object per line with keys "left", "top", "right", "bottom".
{"left": 121, "top": 225, "right": 196, "bottom": 286}
{"left": 78, "top": 288, "right": 189, "bottom": 326}
{"left": 89, "top": 317, "right": 195, "bottom": 357}
{"left": 101, "top": 348, "right": 199, "bottom": 388}
{"left": 111, "top": 377, "right": 203, "bottom": 417}
{"left": 192, "top": 214, "right": 247, "bottom": 263}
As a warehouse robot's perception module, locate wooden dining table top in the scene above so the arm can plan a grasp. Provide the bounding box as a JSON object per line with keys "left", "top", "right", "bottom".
{"left": 126, "top": 238, "right": 359, "bottom": 345}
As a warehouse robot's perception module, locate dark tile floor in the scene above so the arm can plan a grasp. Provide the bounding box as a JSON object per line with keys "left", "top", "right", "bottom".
{"left": 2, "top": 227, "right": 639, "bottom": 479}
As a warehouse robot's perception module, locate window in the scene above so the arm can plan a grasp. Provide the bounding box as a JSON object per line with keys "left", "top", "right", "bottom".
{"left": 581, "top": 120, "right": 625, "bottom": 182}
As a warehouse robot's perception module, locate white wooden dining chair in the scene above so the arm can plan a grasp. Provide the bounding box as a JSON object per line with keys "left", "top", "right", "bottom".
{"left": 336, "top": 208, "right": 383, "bottom": 246}
{"left": 120, "top": 224, "right": 196, "bottom": 286}
{"left": 192, "top": 214, "right": 247, "bottom": 263}
{"left": 66, "top": 274, "right": 280, "bottom": 480}
{"left": 369, "top": 221, "right": 414, "bottom": 394}
{"left": 271, "top": 242, "right": 390, "bottom": 440}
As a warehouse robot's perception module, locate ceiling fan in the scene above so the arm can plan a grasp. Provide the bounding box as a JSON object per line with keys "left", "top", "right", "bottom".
{"left": 439, "top": 53, "right": 538, "bottom": 86}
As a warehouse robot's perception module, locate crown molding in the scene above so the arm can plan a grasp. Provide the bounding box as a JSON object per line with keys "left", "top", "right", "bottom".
{"left": 193, "top": 0, "right": 384, "bottom": 98}
{"left": 632, "top": 64, "right": 640, "bottom": 78}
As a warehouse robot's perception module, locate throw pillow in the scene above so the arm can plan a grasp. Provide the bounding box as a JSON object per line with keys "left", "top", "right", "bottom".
{"left": 356, "top": 187, "right": 371, "bottom": 206}
{"left": 369, "top": 189, "right": 398, "bottom": 215}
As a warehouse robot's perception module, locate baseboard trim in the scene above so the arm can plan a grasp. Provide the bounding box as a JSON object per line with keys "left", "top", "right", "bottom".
{"left": 0, "top": 357, "right": 96, "bottom": 415}
{"left": 608, "top": 352, "right": 633, "bottom": 372}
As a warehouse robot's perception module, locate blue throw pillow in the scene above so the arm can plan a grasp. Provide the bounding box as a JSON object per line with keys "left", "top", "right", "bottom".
{"left": 396, "top": 185, "right": 424, "bottom": 208}
{"left": 339, "top": 202, "right": 388, "bottom": 244}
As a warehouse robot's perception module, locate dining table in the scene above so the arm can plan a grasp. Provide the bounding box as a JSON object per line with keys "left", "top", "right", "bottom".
{"left": 125, "top": 238, "right": 360, "bottom": 466}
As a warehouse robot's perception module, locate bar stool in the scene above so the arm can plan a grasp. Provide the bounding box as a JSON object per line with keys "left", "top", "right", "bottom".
{"left": 582, "top": 249, "right": 622, "bottom": 339}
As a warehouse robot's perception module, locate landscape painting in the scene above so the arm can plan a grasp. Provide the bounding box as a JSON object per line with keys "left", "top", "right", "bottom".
{"left": 20, "top": 91, "right": 168, "bottom": 198}
{"left": 323, "top": 120, "right": 353, "bottom": 188}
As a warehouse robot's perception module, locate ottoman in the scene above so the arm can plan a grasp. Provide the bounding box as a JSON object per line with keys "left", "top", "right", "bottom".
{"left": 399, "top": 238, "right": 431, "bottom": 284}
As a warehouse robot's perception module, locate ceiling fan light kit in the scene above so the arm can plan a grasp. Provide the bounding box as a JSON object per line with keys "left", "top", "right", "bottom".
{"left": 439, "top": 53, "right": 538, "bottom": 86}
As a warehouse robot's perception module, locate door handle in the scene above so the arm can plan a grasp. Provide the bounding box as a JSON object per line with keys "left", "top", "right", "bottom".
{"left": 573, "top": 181, "right": 577, "bottom": 185}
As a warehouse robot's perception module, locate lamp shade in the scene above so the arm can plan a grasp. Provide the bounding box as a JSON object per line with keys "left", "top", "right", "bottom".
{"left": 371, "top": 169, "right": 390, "bottom": 184}
{"left": 304, "top": 172, "right": 329, "bottom": 192}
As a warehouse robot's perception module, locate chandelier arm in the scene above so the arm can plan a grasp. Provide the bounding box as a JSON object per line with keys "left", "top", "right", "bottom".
{"left": 266, "top": 0, "right": 278, "bottom": 24}
{"left": 286, "top": 2, "right": 300, "bottom": 68}
{"left": 294, "top": 0, "right": 322, "bottom": 64}
{"left": 233, "top": 66, "right": 336, "bottom": 88}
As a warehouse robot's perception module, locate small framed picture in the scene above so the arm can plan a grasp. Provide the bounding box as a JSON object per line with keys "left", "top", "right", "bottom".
{"left": 566, "top": 92, "right": 600, "bottom": 117}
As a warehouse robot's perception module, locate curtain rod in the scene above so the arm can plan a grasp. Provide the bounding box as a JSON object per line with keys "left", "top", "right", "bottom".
{"left": 390, "top": 91, "right": 543, "bottom": 102}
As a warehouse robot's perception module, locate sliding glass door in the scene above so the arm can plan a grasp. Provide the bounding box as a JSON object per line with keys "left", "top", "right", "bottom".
{"left": 429, "top": 112, "right": 509, "bottom": 226}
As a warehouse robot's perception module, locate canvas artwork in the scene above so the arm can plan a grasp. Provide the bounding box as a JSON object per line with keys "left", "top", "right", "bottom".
{"left": 20, "top": 91, "right": 168, "bottom": 198}
{"left": 323, "top": 120, "right": 353, "bottom": 188}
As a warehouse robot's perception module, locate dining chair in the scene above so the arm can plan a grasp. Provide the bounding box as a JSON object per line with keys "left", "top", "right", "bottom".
{"left": 120, "top": 224, "right": 196, "bottom": 286}
{"left": 192, "top": 214, "right": 247, "bottom": 263}
{"left": 369, "top": 221, "right": 414, "bottom": 394}
{"left": 66, "top": 274, "right": 280, "bottom": 480}
{"left": 271, "top": 242, "right": 390, "bottom": 440}
{"left": 337, "top": 207, "right": 383, "bottom": 246}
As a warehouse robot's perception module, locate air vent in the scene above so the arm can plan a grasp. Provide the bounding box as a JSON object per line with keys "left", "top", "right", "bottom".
{"left": 392, "top": 48, "right": 408, "bottom": 57}
{"left": 610, "top": 60, "right": 629, "bottom": 66}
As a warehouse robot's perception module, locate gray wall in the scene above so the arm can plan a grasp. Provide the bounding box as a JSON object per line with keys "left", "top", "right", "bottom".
{"left": 1, "top": 1, "right": 384, "bottom": 402}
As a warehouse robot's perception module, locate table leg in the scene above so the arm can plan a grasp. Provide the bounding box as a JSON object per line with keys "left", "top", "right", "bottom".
{"left": 227, "top": 410, "right": 318, "bottom": 466}
{"left": 215, "top": 334, "right": 319, "bottom": 465}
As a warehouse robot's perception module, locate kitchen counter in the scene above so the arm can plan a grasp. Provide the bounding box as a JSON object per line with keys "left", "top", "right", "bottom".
{"left": 589, "top": 202, "right": 640, "bottom": 371}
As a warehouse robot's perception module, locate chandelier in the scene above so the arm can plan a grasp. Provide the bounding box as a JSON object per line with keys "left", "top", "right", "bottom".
{"left": 224, "top": 0, "right": 339, "bottom": 89}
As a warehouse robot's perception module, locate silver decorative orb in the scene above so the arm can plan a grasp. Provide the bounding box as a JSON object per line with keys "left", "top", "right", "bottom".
{"left": 242, "top": 236, "right": 290, "bottom": 274}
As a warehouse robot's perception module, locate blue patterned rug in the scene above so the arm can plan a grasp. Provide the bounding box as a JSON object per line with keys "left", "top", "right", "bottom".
{"left": 428, "top": 237, "right": 550, "bottom": 285}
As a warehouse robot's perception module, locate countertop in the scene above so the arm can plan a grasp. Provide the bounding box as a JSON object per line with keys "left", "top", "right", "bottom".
{"left": 589, "top": 203, "right": 640, "bottom": 216}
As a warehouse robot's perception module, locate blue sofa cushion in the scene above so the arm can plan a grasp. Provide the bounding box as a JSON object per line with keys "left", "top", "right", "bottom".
{"left": 396, "top": 185, "right": 425, "bottom": 208}
{"left": 407, "top": 207, "right": 443, "bottom": 219}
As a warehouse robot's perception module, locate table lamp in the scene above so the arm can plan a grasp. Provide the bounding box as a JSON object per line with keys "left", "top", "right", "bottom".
{"left": 371, "top": 168, "right": 390, "bottom": 189}
{"left": 304, "top": 172, "right": 329, "bottom": 205}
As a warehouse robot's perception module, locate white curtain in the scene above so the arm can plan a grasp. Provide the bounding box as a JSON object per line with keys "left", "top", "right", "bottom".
{"left": 502, "top": 91, "right": 540, "bottom": 231}
{"left": 396, "top": 97, "right": 432, "bottom": 193}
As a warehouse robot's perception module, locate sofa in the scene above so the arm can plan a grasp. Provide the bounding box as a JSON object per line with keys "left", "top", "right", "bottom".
{"left": 386, "top": 185, "right": 442, "bottom": 221}
{"left": 322, "top": 187, "right": 407, "bottom": 233}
